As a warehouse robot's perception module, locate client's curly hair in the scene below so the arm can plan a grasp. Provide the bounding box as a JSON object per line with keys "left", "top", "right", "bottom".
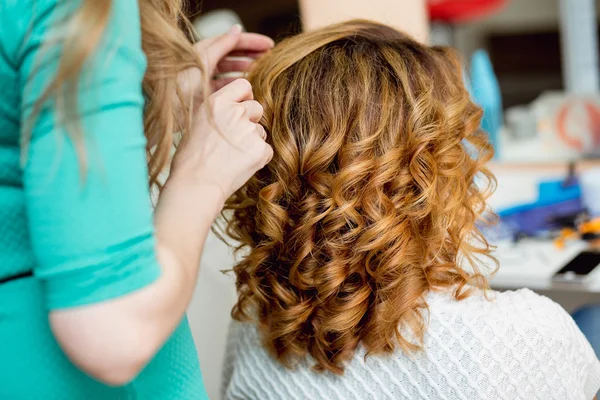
{"left": 221, "top": 20, "right": 496, "bottom": 374}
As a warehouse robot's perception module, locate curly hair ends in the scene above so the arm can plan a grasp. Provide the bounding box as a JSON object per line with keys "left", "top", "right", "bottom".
{"left": 221, "top": 19, "right": 497, "bottom": 375}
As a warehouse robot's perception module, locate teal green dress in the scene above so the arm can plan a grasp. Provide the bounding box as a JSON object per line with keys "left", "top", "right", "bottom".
{"left": 0, "top": 0, "right": 208, "bottom": 398}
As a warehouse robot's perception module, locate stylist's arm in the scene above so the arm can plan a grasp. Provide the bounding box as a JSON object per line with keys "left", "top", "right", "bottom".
{"left": 50, "top": 79, "right": 271, "bottom": 385}
{"left": 2, "top": 0, "right": 272, "bottom": 397}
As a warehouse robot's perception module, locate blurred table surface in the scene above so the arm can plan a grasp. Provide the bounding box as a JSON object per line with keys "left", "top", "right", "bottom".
{"left": 485, "top": 162, "right": 600, "bottom": 310}
{"left": 486, "top": 159, "right": 600, "bottom": 293}
{"left": 488, "top": 239, "right": 600, "bottom": 293}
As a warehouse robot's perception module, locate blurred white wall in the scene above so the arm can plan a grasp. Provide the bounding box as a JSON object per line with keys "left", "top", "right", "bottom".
{"left": 454, "top": 0, "right": 600, "bottom": 56}
{"left": 299, "top": 0, "right": 429, "bottom": 42}
{"left": 187, "top": 232, "right": 238, "bottom": 399}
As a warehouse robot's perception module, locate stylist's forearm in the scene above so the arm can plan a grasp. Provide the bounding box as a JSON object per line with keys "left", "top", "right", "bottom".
{"left": 143, "top": 171, "right": 225, "bottom": 339}
{"left": 49, "top": 172, "right": 224, "bottom": 386}
{"left": 155, "top": 171, "right": 224, "bottom": 279}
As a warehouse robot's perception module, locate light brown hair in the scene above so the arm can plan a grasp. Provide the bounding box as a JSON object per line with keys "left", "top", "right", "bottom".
{"left": 223, "top": 20, "right": 496, "bottom": 374}
{"left": 28, "top": 0, "right": 203, "bottom": 188}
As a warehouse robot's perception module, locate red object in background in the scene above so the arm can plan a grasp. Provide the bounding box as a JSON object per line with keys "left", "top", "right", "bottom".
{"left": 428, "top": 0, "right": 508, "bottom": 23}
{"left": 556, "top": 101, "right": 600, "bottom": 152}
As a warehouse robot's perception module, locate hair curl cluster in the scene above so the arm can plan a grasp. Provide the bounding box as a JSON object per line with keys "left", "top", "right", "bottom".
{"left": 221, "top": 20, "right": 496, "bottom": 374}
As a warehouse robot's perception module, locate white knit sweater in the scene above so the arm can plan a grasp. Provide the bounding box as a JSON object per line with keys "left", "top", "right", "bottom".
{"left": 222, "top": 289, "right": 600, "bottom": 400}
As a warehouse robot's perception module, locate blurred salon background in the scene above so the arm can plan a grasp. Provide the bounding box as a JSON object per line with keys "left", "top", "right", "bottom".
{"left": 185, "top": 1, "right": 600, "bottom": 397}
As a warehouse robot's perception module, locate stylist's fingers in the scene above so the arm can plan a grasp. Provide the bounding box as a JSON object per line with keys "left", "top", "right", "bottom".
{"left": 216, "top": 57, "right": 254, "bottom": 74}
{"left": 197, "top": 25, "right": 243, "bottom": 70}
{"left": 196, "top": 27, "right": 273, "bottom": 70}
{"left": 255, "top": 123, "right": 267, "bottom": 141}
{"left": 212, "top": 77, "right": 238, "bottom": 93}
{"left": 262, "top": 141, "right": 274, "bottom": 165}
{"left": 252, "top": 131, "right": 273, "bottom": 165}
{"left": 177, "top": 75, "right": 273, "bottom": 199}
{"left": 228, "top": 32, "right": 274, "bottom": 54}
{"left": 213, "top": 78, "right": 254, "bottom": 103}
{"left": 242, "top": 100, "right": 264, "bottom": 123}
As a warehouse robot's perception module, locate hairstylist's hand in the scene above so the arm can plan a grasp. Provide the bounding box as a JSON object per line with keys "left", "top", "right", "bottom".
{"left": 198, "top": 25, "right": 275, "bottom": 92}
{"left": 171, "top": 79, "right": 273, "bottom": 206}
{"left": 178, "top": 25, "right": 274, "bottom": 111}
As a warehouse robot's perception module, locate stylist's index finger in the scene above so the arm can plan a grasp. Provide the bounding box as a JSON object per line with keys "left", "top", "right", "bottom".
{"left": 218, "top": 78, "right": 254, "bottom": 102}
{"left": 232, "top": 33, "right": 275, "bottom": 53}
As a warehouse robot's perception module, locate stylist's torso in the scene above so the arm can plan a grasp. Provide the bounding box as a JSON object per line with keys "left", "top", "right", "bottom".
{"left": 0, "top": 0, "right": 206, "bottom": 398}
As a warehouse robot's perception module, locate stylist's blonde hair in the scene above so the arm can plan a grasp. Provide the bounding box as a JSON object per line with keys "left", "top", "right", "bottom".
{"left": 224, "top": 20, "right": 496, "bottom": 375}
{"left": 30, "top": 0, "right": 203, "bottom": 188}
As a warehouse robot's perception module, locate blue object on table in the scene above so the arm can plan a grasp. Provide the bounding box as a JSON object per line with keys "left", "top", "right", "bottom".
{"left": 469, "top": 50, "right": 503, "bottom": 159}
{"left": 496, "top": 179, "right": 584, "bottom": 237}
{"left": 499, "top": 179, "right": 582, "bottom": 217}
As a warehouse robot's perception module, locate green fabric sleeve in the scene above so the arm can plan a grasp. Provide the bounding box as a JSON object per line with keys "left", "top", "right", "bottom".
{"left": 18, "top": 0, "right": 162, "bottom": 309}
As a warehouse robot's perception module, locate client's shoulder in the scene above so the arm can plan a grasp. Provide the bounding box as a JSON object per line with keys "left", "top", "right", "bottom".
{"left": 425, "top": 287, "right": 578, "bottom": 341}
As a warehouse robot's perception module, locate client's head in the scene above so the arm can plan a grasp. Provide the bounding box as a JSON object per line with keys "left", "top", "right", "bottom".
{"left": 223, "top": 20, "right": 495, "bottom": 374}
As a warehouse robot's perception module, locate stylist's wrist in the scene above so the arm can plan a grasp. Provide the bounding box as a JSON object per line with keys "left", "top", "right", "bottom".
{"left": 154, "top": 169, "right": 225, "bottom": 279}
{"left": 162, "top": 169, "right": 226, "bottom": 221}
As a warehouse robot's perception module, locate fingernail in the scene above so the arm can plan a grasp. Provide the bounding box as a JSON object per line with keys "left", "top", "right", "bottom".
{"left": 230, "top": 24, "right": 242, "bottom": 35}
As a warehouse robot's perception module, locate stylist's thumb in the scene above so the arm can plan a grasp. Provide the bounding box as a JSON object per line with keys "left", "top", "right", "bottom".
{"left": 198, "top": 25, "right": 242, "bottom": 68}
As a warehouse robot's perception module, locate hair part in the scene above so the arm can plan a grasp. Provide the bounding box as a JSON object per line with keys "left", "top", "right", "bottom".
{"left": 222, "top": 20, "right": 496, "bottom": 375}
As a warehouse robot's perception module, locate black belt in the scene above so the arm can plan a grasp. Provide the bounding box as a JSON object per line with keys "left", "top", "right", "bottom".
{"left": 0, "top": 270, "right": 33, "bottom": 285}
